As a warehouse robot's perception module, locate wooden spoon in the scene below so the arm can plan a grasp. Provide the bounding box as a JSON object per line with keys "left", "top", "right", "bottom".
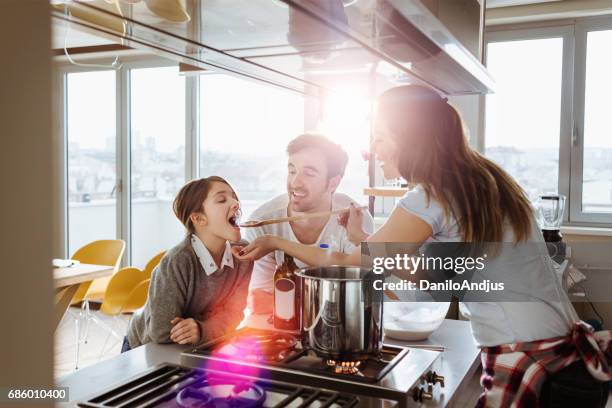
{"left": 240, "top": 205, "right": 367, "bottom": 228}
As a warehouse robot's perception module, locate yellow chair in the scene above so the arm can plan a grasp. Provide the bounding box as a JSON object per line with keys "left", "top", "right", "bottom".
{"left": 100, "top": 267, "right": 148, "bottom": 316}
{"left": 68, "top": 239, "right": 125, "bottom": 369}
{"left": 121, "top": 278, "right": 151, "bottom": 313}
{"left": 70, "top": 239, "right": 126, "bottom": 305}
{"left": 142, "top": 250, "right": 165, "bottom": 280}
{"left": 98, "top": 275, "right": 151, "bottom": 358}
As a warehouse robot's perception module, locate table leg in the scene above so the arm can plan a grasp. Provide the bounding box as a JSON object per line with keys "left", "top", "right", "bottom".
{"left": 54, "top": 284, "right": 79, "bottom": 331}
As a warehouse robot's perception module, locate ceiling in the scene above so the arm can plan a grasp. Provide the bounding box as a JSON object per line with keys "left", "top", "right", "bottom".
{"left": 487, "top": 0, "right": 563, "bottom": 8}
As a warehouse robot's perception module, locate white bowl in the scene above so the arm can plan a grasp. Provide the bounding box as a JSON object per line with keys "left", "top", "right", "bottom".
{"left": 383, "top": 302, "right": 449, "bottom": 341}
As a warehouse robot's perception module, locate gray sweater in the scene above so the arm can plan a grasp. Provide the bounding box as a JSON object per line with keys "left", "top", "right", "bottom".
{"left": 127, "top": 236, "right": 253, "bottom": 348}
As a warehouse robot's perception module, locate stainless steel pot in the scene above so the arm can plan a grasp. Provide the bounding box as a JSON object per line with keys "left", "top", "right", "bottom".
{"left": 296, "top": 266, "right": 383, "bottom": 361}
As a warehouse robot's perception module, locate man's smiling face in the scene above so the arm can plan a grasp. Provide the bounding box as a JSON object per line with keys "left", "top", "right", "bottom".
{"left": 286, "top": 146, "right": 334, "bottom": 212}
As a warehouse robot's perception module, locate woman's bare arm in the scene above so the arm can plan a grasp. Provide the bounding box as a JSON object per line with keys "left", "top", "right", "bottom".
{"left": 238, "top": 207, "right": 433, "bottom": 269}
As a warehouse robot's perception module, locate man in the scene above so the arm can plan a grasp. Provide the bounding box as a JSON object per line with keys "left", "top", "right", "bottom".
{"left": 246, "top": 133, "right": 374, "bottom": 314}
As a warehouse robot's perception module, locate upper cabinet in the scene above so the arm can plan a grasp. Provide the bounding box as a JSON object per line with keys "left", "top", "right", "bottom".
{"left": 51, "top": 0, "right": 494, "bottom": 96}
{"left": 420, "top": 0, "right": 485, "bottom": 60}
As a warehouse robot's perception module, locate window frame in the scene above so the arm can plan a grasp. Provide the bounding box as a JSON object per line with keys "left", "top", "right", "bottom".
{"left": 56, "top": 63, "right": 121, "bottom": 259}
{"left": 485, "top": 24, "right": 575, "bottom": 224}
{"left": 570, "top": 16, "right": 612, "bottom": 223}
{"left": 55, "top": 55, "right": 192, "bottom": 264}
{"left": 486, "top": 17, "right": 612, "bottom": 227}
{"left": 56, "top": 55, "right": 311, "bottom": 262}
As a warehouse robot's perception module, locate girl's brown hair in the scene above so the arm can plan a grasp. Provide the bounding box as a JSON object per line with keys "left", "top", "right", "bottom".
{"left": 173, "top": 176, "right": 237, "bottom": 234}
{"left": 378, "top": 85, "right": 533, "bottom": 243}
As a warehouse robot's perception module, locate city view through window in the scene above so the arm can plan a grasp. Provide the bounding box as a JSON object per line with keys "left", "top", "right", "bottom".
{"left": 67, "top": 70, "right": 117, "bottom": 259}
{"left": 486, "top": 35, "right": 612, "bottom": 212}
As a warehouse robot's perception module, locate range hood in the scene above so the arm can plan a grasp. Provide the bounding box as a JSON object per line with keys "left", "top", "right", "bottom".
{"left": 51, "top": 0, "right": 494, "bottom": 96}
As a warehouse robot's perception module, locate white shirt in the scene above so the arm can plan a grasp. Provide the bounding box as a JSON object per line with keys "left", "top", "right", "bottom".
{"left": 245, "top": 193, "right": 374, "bottom": 291}
{"left": 396, "top": 185, "right": 577, "bottom": 347}
{"left": 190, "top": 234, "right": 234, "bottom": 276}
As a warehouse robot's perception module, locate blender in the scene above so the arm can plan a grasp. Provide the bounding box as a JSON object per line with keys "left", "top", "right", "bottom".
{"left": 535, "top": 194, "right": 566, "bottom": 263}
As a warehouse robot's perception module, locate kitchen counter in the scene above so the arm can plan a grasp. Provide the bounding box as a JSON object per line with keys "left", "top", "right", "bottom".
{"left": 57, "top": 319, "right": 480, "bottom": 407}
{"left": 384, "top": 319, "right": 481, "bottom": 407}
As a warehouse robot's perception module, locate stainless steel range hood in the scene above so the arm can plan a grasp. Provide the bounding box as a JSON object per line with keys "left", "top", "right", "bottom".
{"left": 51, "top": 0, "right": 494, "bottom": 96}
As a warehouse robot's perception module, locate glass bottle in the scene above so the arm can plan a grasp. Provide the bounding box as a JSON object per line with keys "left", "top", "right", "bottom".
{"left": 273, "top": 253, "right": 300, "bottom": 331}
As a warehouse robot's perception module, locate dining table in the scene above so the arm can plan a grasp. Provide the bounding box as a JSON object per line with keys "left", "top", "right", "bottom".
{"left": 53, "top": 263, "right": 114, "bottom": 330}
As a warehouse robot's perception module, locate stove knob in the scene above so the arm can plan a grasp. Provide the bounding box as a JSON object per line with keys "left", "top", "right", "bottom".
{"left": 421, "top": 390, "right": 434, "bottom": 401}
{"left": 425, "top": 370, "right": 446, "bottom": 388}
{"left": 412, "top": 387, "right": 434, "bottom": 402}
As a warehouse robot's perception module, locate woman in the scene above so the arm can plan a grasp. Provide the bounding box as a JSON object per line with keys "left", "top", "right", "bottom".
{"left": 125, "top": 176, "right": 253, "bottom": 350}
{"left": 238, "top": 86, "right": 611, "bottom": 407}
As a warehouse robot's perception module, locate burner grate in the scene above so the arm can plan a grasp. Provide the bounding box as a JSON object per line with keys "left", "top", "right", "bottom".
{"left": 187, "top": 328, "right": 410, "bottom": 384}
{"left": 77, "top": 364, "right": 359, "bottom": 408}
{"left": 279, "top": 345, "right": 410, "bottom": 383}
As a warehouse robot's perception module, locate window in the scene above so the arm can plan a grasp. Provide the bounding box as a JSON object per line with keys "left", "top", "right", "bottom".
{"left": 581, "top": 29, "right": 612, "bottom": 213}
{"left": 317, "top": 82, "right": 371, "bottom": 204}
{"left": 485, "top": 36, "right": 564, "bottom": 200}
{"left": 198, "top": 75, "right": 304, "bottom": 218}
{"left": 486, "top": 19, "right": 612, "bottom": 225}
{"left": 66, "top": 70, "right": 117, "bottom": 256}
{"left": 59, "top": 58, "right": 372, "bottom": 263}
{"left": 130, "top": 66, "right": 186, "bottom": 267}
{"left": 60, "top": 60, "right": 186, "bottom": 265}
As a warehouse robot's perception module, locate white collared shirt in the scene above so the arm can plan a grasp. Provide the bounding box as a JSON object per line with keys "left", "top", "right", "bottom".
{"left": 190, "top": 234, "right": 234, "bottom": 276}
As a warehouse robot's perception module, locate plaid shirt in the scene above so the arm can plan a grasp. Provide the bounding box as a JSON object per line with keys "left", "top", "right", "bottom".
{"left": 476, "top": 321, "right": 612, "bottom": 408}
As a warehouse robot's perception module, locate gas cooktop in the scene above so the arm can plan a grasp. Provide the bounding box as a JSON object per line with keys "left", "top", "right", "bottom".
{"left": 77, "top": 363, "right": 359, "bottom": 408}
{"left": 184, "top": 328, "right": 408, "bottom": 383}
{"left": 180, "top": 328, "right": 444, "bottom": 406}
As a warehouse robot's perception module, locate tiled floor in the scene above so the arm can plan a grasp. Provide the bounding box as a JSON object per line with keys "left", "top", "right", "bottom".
{"left": 54, "top": 306, "right": 131, "bottom": 379}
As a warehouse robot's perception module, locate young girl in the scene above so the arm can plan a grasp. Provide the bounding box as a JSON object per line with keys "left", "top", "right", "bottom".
{"left": 126, "top": 176, "right": 253, "bottom": 350}
{"left": 238, "top": 86, "right": 611, "bottom": 407}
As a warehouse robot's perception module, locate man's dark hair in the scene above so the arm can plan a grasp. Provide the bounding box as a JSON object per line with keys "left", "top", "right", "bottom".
{"left": 286, "top": 133, "right": 349, "bottom": 180}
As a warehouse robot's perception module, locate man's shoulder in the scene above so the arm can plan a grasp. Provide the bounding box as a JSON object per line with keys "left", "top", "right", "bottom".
{"left": 248, "top": 193, "right": 288, "bottom": 219}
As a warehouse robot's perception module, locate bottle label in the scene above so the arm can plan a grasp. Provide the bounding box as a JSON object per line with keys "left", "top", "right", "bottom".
{"left": 274, "top": 278, "right": 295, "bottom": 320}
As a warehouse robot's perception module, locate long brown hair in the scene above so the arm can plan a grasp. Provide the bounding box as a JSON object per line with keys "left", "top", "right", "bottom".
{"left": 173, "top": 176, "right": 237, "bottom": 234}
{"left": 378, "top": 85, "right": 533, "bottom": 243}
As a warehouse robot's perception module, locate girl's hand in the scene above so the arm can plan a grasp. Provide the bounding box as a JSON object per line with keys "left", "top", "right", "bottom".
{"left": 337, "top": 203, "right": 369, "bottom": 245}
{"left": 235, "top": 235, "right": 278, "bottom": 261}
{"left": 170, "top": 317, "right": 200, "bottom": 345}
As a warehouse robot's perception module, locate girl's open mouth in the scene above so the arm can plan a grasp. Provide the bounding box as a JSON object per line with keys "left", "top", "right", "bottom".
{"left": 228, "top": 210, "right": 241, "bottom": 229}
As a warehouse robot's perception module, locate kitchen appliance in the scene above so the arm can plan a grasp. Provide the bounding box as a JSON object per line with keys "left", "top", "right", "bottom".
{"left": 76, "top": 363, "right": 360, "bottom": 407}
{"left": 297, "top": 266, "right": 383, "bottom": 361}
{"left": 535, "top": 194, "right": 567, "bottom": 263}
{"left": 51, "top": 0, "right": 494, "bottom": 96}
{"left": 181, "top": 327, "right": 444, "bottom": 406}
